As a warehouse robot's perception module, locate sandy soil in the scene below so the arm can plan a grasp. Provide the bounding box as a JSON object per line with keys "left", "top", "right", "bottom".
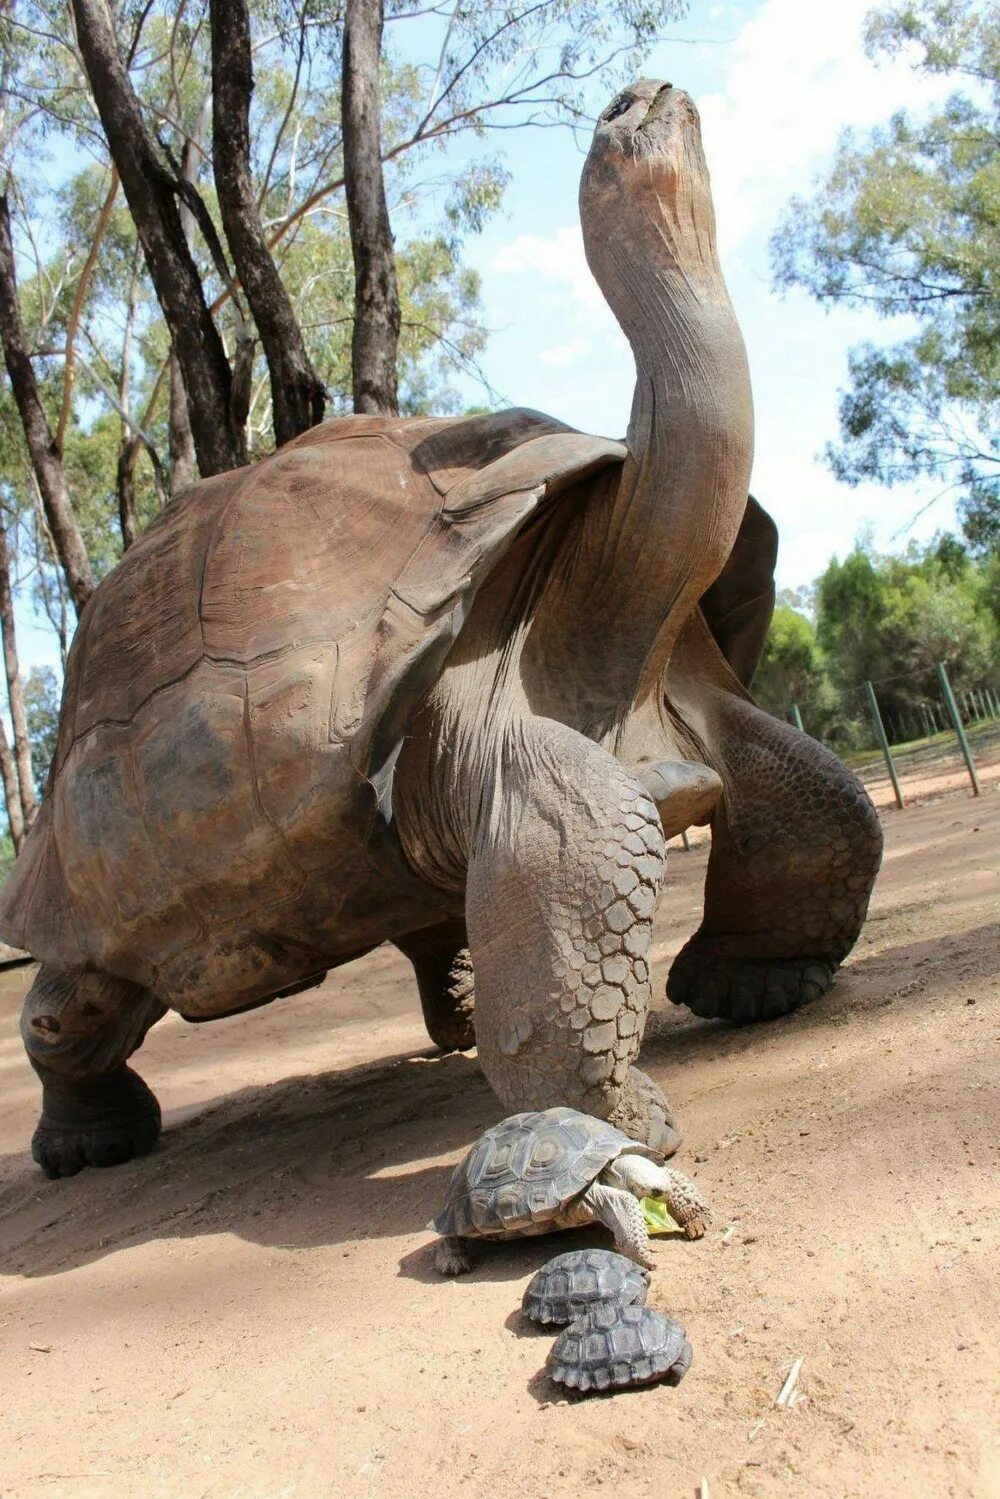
{"left": 1, "top": 785, "right": 998, "bottom": 1499}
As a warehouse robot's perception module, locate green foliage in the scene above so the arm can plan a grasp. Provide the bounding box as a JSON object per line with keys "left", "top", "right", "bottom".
{"left": 754, "top": 605, "right": 822, "bottom": 710}
{"left": 754, "top": 604, "right": 854, "bottom": 745}
{"left": 0, "top": 829, "right": 13, "bottom": 884}
{"left": 755, "top": 531, "right": 1000, "bottom": 748}
{"left": 771, "top": 0, "right": 999, "bottom": 552}
{"left": 24, "top": 666, "right": 61, "bottom": 797}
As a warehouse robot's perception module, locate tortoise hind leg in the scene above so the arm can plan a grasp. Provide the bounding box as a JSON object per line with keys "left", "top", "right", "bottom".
{"left": 21, "top": 966, "right": 166, "bottom": 1178}
{"left": 394, "top": 919, "right": 475, "bottom": 1052}
{"left": 432, "top": 1235, "right": 476, "bottom": 1276}
{"left": 665, "top": 612, "right": 883, "bottom": 1021}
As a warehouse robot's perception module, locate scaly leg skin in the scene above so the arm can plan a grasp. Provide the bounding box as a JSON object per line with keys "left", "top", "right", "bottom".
{"left": 433, "top": 1235, "right": 475, "bottom": 1276}
{"left": 21, "top": 966, "right": 166, "bottom": 1178}
{"left": 667, "top": 1340, "right": 694, "bottom": 1384}
{"left": 666, "top": 612, "right": 883, "bottom": 1022}
{"left": 394, "top": 919, "right": 476, "bottom": 1052}
{"left": 581, "top": 1181, "right": 655, "bottom": 1269}
{"left": 465, "top": 717, "right": 681, "bottom": 1158}
{"left": 658, "top": 1167, "right": 709, "bottom": 1239}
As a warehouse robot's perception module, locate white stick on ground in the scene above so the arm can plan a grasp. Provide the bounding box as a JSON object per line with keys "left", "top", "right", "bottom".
{"left": 776, "top": 1358, "right": 803, "bottom": 1407}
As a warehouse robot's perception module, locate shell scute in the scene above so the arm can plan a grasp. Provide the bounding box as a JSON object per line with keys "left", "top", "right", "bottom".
{"left": 521, "top": 1248, "right": 649, "bottom": 1326}
{"left": 547, "top": 1303, "right": 691, "bottom": 1394}
{"left": 433, "top": 1107, "right": 649, "bottom": 1240}
{"left": 0, "top": 413, "right": 627, "bottom": 1001}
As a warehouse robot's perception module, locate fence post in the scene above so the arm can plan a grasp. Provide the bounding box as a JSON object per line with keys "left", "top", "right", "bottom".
{"left": 790, "top": 702, "right": 804, "bottom": 733}
{"left": 864, "top": 680, "right": 905, "bottom": 809}
{"left": 937, "top": 663, "right": 980, "bottom": 797}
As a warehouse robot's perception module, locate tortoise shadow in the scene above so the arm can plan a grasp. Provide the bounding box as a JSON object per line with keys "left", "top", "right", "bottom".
{"left": 1, "top": 917, "right": 993, "bottom": 1285}
{"left": 397, "top": 1223, "right": 614, "bottom": 1290}
{"left": 0, "top": 1045, "right": 496, "bottom": 1280}
{"left": 525, "top": 1365, "right": 674, "bottom": 1406}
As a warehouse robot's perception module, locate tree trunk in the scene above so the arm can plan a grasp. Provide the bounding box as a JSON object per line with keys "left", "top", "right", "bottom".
{"left": 70, "top": 0, "right": 245, "bottom": 476}
{"left": 0, "top": 195, "right": 95, "bottom": 619}
{"left": 342, "top": 0, "right": 400, "bottom": 415}
{"left": 117, "top": 251, "right": 140, "bottom": 549}
{"left": 210, "top": 0, "right": 326, "bottom": 447}
{"left": 0, "top": 512, "right": 37, "bottom": 832}
{"left": 116, "top": 436, "right": 139, "bottom": 550}
{"left": 168, "top": 353, "right": 197, "bottom": 494}
{"left": 168, "top": 146, "right": 200, "bottom": 496}
{"left": 0, "top": 716, "right": 25, "bottom": 852}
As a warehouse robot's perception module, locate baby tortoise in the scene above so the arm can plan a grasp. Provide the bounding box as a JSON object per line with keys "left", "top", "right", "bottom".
{"left": 522, "top": 1248, "right": 649, "bottom": 1325}
{"left": 547, "top": 1302, "right": 692, "bottom": 1394}
{"left": 429, "top": 1106, "right": 708, "bottom": 1275}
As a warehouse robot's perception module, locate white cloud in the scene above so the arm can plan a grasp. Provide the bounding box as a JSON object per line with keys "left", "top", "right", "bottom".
{"left": 695, "top": 0, "right": 953, "bottom": 257}
{"left": 538, "top": 337, "right": 592, "bottom": 367}
{"left": 491, "top": 227, "right": 604, "bottom": 311}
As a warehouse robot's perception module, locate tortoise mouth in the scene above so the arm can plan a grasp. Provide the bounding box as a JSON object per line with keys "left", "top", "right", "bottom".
{"left": 589, "top": 80, "right": 701, "bottom": 165}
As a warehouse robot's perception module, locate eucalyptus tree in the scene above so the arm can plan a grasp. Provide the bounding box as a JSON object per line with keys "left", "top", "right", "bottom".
{"left": 772, "top": 0, "right": 1000, "bottom": 552}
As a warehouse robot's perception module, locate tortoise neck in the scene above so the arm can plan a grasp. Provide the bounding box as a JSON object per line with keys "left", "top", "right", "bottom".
{"left": 521, "top": 266, "right": 753, "bottom": 743}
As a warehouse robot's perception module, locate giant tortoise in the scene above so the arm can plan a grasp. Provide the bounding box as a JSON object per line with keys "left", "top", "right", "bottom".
{"left": 0, "top": 81, "right": 881, "bottom": 1179}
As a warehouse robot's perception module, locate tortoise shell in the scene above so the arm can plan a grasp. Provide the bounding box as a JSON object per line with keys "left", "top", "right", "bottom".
{"left": 547, "top": 1302, "right": 692, "bottom": 1393}
{"left": 0, "top": 411, "right": 625, "bottom": 1013}
{"left": 432, "top": 1107, "right": 656, "bottom": 1240}
{"left": 522, "top": 1248, "right": 649, "bottom": 1325}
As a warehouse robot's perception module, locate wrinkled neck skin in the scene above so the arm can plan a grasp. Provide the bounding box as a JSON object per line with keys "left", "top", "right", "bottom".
{"left": 394, "top": 128, "right": 753, "bottom": 884}
{"left": 522, "top": 238, "right": 754, "bottom": 749}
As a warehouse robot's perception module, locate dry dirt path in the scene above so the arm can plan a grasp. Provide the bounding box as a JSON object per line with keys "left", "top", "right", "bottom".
{"left": 0, "top": 789, "right": 998, "bottom": 1499}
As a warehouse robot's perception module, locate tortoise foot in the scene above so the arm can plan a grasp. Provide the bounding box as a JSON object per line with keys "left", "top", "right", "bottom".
{"left": 433, "top": 1236, "right": 474, "bottom": 1276}
{"left": 428, "top": 1006, "right": 476, "bottom": 1054}
{"left": 607, "top": 1067, "right": 681, "bottom": 1159}
{"left": 668, "top": 942, "right": 835, "bottom": 1022}
{"left": 31, "top": 1065, "right": 162, "bottom": 1179}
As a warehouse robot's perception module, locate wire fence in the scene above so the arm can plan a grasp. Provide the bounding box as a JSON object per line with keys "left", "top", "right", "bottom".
{"left": 789, "top": 662, "right": 1000, "bottom": 810}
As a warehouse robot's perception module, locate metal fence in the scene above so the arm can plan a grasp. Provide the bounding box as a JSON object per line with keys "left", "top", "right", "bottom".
{"left": 790, "top": 662, "right": 998, "bottom": 809}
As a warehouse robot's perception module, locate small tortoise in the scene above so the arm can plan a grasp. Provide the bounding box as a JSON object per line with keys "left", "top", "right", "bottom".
{"left": 429, "top": 1106, "right": 708, "bottom": 1275}
{"left": 547, "top": 1302, "right": 692, "bottom": 1394}
{"left": 522, "top": 1248, "right": 649, "bottom": 1325}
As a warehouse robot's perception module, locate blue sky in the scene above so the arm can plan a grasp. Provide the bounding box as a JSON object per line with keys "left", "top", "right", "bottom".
{"left": 439, "top": 0, "right": 956, "bottom": 591}
{"left": 14, "top": 0, "right": 956, "bottom": 676}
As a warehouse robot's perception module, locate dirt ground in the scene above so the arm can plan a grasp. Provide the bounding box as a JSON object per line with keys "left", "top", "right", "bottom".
{"left": 1, "top": 785, "right": 997, "bottom": 1499}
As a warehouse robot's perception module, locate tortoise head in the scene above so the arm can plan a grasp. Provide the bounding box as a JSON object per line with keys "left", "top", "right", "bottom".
{"left": 579, "top": 81, "right": 721, "bottom": 334}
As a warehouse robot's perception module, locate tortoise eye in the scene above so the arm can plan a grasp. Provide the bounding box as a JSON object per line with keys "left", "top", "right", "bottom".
{"left": 604, "top": 95, "right": 632, "bottom": 122}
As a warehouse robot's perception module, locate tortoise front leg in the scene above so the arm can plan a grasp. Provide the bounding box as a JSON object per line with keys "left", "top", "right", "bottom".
{"left": 21, "top": 966, "right": 166, "bottom": 1177}
{"left": 581, "top": 1181, "right": 654, "bottom": 1267}
{"left": 394, "top": 919, "right": 475, "bottom": 1052}
{"left": 666, "top": 612, "right": 883, "bottom": 1022}
{"left": 464, "top": 717, "right": 680, "bottom": 1157}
